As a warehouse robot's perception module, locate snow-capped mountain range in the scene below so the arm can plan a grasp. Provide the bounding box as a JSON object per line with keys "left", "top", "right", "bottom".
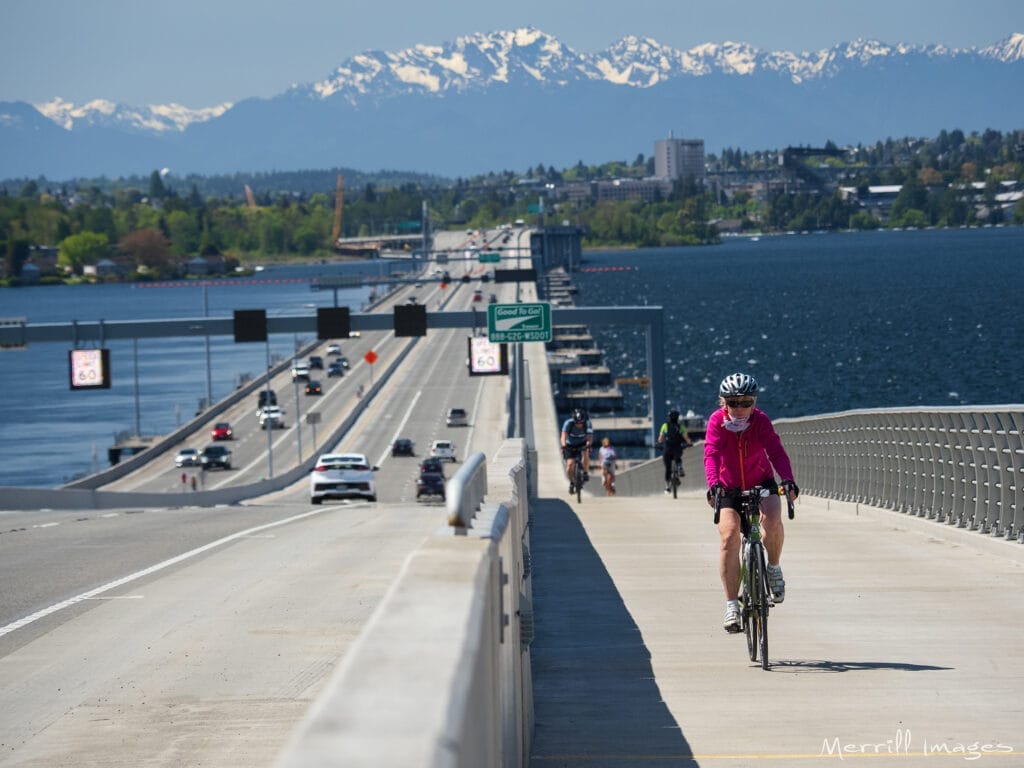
{"left": 3, "top": 28, "right": 1023, "bottom": 180}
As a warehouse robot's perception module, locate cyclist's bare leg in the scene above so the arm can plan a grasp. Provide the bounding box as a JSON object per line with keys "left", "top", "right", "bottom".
{"left": 565, "top": 457, "right": 576, "bottom": 482}
{"left": 759, "top": 495, "right": 785, "bottom": 566}
{"left": 718, "top": 508, "right": 742, "bottom": 600}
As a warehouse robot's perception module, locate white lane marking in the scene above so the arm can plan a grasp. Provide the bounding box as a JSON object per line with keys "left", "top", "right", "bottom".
{"left": 33, "top": 522, "right": 60, "bottom": 529}
{"left": 376, "top": 390, "right": 423, "bottom": 469}
{"left": 83, "top": 595, "right": 143, "bottom": 600}
{"left": 0, "top": 508, "right": 328, "bottom": 638}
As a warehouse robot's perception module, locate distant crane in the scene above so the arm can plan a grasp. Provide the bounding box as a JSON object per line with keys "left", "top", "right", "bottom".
{"left": 244, "top": 184, "right": 257, "bottom": 210}
{"left": 331, "top": 175, "right": 344, "bottom": 245}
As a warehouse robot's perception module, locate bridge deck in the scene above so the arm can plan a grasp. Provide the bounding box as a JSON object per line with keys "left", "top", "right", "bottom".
{"left": 522, "top": 337, "right": 1024, "bottom": 767}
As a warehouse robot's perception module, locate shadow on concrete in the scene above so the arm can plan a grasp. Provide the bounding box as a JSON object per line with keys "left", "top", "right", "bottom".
{"left": 528, "top": 496, "right": 698, "bottom": 768}
{"left": 770, "top": 659, "right": 953, "bottom": 674}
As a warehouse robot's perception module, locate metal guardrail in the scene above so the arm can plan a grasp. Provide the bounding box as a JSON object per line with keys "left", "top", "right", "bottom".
{"left": 774, "top": 407, "right": 1024, "bottom": 541}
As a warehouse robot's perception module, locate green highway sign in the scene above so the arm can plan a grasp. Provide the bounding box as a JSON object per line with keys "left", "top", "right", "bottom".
{"left": 487, "top": 302, "right": 552, "bottom": 343}
{"left": 478, "top": 252, "right": 500, "bottom": 263}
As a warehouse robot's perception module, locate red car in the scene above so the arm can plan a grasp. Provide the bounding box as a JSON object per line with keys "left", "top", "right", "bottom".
{"left": 211, "top": 421, "right": 233, "bottom": 440}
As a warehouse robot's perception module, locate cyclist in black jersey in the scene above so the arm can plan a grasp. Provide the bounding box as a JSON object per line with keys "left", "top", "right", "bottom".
{"left": 560, "top": 408, "right": 593, "bottom": 494}
{"left": 657, "top": 410, "right": 693, "bottom": 493}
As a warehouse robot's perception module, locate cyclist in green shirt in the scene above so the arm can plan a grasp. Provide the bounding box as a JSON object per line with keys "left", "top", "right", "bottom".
{"left": 657, "top": 410, "right": 693, "bottom": 493}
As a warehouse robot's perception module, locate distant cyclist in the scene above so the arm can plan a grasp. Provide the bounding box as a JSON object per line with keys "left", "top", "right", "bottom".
{"left": 657, "top": 409, "right": 693, "bottom": 493}
{"left": 704, "top": 373, "right": 799, "bottom": 634}
{"left": 560, "top": 408, "right": 593, "bottom": 494}
{"left": 598, "top": 436, "right": 617, "bottom": 495}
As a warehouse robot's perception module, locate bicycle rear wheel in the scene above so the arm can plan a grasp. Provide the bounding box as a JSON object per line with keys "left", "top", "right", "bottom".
{"left": 672, "top": 464, "right": 679, "bottom": 498}
{"left": 754, "top": 545, "right": 770, "bottom": 670}
{"left": 575, "top": 463, "right": 583, "bottom": 503}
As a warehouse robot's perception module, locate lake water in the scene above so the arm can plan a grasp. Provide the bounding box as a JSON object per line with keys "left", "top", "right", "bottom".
{"left": 569, "top": 226, "right": 1024, "bottom": 421}
{"left": 1, "top": 228, "right": 1021, "bottom": 488}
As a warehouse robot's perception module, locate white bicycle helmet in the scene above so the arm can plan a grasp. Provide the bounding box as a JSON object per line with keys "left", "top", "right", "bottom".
{"left": 719, "top": 373, "right": 758, "bottom": 397}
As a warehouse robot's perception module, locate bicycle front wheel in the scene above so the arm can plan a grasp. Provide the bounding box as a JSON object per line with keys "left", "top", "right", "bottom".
{"left": 754, "top": 545, "right": 770, "bottom": 670}
{"left": 742, "top": 544, "right": 759, "bottom": 663}
{"left": 576, "top": 465, "right": 583, "bottom": 503}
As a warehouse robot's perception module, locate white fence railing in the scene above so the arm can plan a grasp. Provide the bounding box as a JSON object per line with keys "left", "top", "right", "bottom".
{"left": 774, "top": 407, "right": 1024, "bottom": 541}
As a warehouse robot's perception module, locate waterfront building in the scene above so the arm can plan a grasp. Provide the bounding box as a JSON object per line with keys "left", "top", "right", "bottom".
{"left": 654, "top": 134, "right": 706, "bottom": 184}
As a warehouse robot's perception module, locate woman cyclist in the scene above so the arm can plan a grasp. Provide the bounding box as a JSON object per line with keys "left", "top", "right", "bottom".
{"left": 704, "top": 373, "right": 799, "bottom": 634}
{"left": 598, "top": 437, "right": 617, "bottom": 495}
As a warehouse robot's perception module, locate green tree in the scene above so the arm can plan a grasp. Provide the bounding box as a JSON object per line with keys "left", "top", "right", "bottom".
{"left": 5, "top": 237, "right": 31, "bottom": 278}
{"left": 58, "top": 231, "right": 108, "bottom": 274}
{"left": 149, "top": 170, "right": 168, "bottom": 199}
{"left": 164, "top": 209, "right": 201, "bottom": 255}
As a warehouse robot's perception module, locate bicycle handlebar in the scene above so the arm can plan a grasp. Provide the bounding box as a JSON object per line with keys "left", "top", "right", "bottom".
{"left": 711, "top": 484, "right": 796, "bottom": 524}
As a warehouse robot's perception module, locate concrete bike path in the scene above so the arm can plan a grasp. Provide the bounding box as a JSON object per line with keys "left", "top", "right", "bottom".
{"left": 526, "top": 480, "right": 1024, "bottom": 767}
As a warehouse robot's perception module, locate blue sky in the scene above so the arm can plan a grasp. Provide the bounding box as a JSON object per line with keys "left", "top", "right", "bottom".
{"left": 3, "top": 0, "right": 1022, "bottom": 107}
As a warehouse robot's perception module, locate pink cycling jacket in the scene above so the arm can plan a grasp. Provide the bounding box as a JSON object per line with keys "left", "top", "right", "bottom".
{"left": 703, "top": 407, "right": 795, "bottom": 490}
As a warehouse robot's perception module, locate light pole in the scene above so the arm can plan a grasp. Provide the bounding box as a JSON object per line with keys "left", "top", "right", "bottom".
{"left": 264, "top": 338, "right": 274, "bottom": 478}
{"left": 293, "top": 371, "right": 303, "bottom": 462}
{"left": 203, "top": 285, "right": 213, "bottom": 411}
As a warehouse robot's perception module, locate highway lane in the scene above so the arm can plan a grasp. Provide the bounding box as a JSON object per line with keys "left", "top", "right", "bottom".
{"left": 0, "top": 277, "right": 519, "bottom": 767}
{"left": 0, "top": 230, "right": 528, "bottom": 766}
{"left": 98, "top": 229, "right": 515, "bottom": 496}
{"left": 101, "top": 274, "right": 451, "bottom": 493}
{"left": 0, "top": 270, "right": 511, "bottom": 639}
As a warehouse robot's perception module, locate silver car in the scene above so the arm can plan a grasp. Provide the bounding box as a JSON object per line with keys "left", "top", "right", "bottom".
{"left": 446, "top": 408, "right": 469, "bottom": 427}
{"left": 309, "top": 453, "right": 378, "bottom": 504}
{"left": 174, "top": 447, "right": 201, "bottom": 467}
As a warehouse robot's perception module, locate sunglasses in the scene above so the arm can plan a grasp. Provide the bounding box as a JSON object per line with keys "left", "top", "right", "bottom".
{"left": 725, "top": 398, "right": 755, "bottom": 408}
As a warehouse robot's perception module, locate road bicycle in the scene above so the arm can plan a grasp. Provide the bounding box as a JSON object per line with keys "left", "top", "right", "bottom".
{"left": 565, "top": 446, "right": 586, "bottom": 503}
{"left": 663, "top": 444, "right": 685, "bottom": 498}
{"left": 669, "top": 455, "right": 683, "bottom": 498}
{"left": 713, "top": 484, "right": 795, "bottom": 670}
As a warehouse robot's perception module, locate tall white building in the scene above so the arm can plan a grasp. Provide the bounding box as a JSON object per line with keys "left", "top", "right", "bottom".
{"left": 654, "top": 134, "right": 705, "bottom": 183}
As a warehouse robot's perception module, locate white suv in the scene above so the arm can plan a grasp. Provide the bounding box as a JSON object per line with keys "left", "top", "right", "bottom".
{"left": 430, "top": 440, "right": 457, "bottom": 462}
{"left": 258, "top": 405, "right": 286, "bottom": 429}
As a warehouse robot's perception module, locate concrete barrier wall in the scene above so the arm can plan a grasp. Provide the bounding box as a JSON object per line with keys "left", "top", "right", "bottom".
{"left": 275, "top": 439, "right": 533, "bottom": 768}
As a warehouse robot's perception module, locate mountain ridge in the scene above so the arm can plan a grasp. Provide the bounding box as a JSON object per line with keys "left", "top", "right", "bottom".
{"left": 2, "top": 29, "right": 1022, "bottom": 180}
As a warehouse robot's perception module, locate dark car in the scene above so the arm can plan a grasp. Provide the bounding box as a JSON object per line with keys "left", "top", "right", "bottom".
{"left": 200, "top": 444, "right": 232, "bottom": 470}
{"left": 305, "top": 380, "right": 323, "bottom": 395}
{"left": 419, "top": 456, "right": 446, "bottom": 477}
{"left": 257, "top": 390, "right": 277, "bottom": 411}
{"left": 391, "top": 438, "right": 415, "bottom": 457}
{"left": 416, "top": 470, "right": 446, "bottom": 501}
{"left": 327, "top": 360, "right": 345, "bottom": 377}
{"left": 308, "top": 355, "right": 324, "bottom": 370}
